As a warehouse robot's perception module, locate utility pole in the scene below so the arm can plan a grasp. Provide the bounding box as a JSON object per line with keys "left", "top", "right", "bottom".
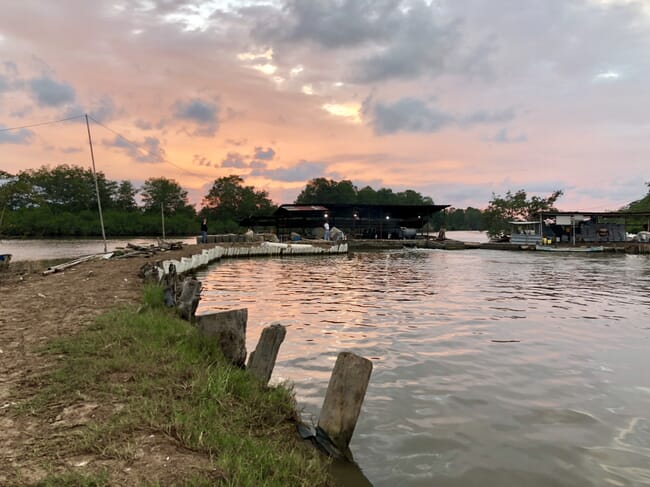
{"left": 85, "top": 114, "right": 107, "bottom": 253}
{"left": 161, "top": 202, "right": 166, "bottom": 240}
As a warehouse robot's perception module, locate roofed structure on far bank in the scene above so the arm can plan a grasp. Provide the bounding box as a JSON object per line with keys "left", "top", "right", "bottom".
{"left": 241, "top": 203, "right": 450, "bottom": 240}
{"left": 509, "top": 210, "right": 650, "bottom": 245}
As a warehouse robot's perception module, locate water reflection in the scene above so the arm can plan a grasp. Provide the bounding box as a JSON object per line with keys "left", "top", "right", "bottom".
{"left": 196, "top": 248, "right": 650, "bottom": 486}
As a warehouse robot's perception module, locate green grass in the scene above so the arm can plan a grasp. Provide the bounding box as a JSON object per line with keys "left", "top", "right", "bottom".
{"left": 20, "top": 285, "right": 330, "bottom": 486}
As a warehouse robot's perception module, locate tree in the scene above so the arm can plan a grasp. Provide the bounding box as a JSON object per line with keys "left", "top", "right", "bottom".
{"left": 0, "top": 172, "right": 32, "bottom": 232}
{"left": 113, "top": 180, "right": 138, "bottom": 211}
{"left": 294, "top": 178, "right": 357, "bottom": 204}
{"left": 202, "top": 175, "right": 276, "bottom": 223}
{"left": 622, "top": 182, "right": 650, "bottom": 232}
{"left": 395, "top": 189, "right": 433, "bottom": 205}
{"left": 22, "top": 164, "right": 116, "bottom": 212}
{"left": 295, "top": 178, "right": 435, "bottom": 206}
{"left": 483, "top": 189, "right": 563, "bottom": 238}
{"left": 356, "top": 186, "right": 378, "bottom": 204}
{"left": 140, "top": 177, "right": 193, "bottom": 215}
{"left": 625, "top": 182, "right": 650, "bottom": 212}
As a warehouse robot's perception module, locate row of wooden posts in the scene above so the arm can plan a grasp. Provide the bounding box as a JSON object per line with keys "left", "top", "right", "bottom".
{"left": 152, "top": 259, "right": 373, "bottom": 459}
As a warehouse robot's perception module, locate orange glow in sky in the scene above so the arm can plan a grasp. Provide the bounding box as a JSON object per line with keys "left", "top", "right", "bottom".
{"left": 1, "top": 1, "right": 649, "bottom": 211}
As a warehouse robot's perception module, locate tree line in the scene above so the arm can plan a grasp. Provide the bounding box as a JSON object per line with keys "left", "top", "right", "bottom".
{"left": 0, "top": 166, "right": 274, "bottom": 236}
{"left": 0, "top": 169, "right": 453, "bottom": 237}
{"left": 8, "top": 164, "right": 643, "bottom": 238}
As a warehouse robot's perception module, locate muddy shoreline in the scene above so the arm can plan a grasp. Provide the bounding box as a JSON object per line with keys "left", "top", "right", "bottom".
{"left": 0, "top": 244, "right": 240, "bottom": 484}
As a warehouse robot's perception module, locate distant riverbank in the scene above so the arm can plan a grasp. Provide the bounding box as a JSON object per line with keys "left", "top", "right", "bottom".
{"left": 1, "top": 231, "right": 489, "bottom": 262}
{"left": 0, "top": 236, "right": 197, "bottom": 262}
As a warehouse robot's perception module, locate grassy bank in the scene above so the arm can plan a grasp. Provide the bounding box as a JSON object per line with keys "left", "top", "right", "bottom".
{"left": 16, "top": 285, "right": 330, "bottom": 486}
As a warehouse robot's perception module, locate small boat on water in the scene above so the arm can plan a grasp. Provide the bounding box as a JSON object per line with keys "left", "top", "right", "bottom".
{"left": 535, "top": 245, "right": 604, "bottom": 253}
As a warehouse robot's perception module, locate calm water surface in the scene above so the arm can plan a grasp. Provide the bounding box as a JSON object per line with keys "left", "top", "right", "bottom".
{"left": 196, "top": 244, "right": 650, "bottom": 486}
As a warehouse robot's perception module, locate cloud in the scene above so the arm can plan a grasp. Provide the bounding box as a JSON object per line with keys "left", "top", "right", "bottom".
{"left": 254, "top": 146, "right": 275, "bottom": 160}
{"left": 102, "top": 135, "right": 166, "bottom": 163}
{"left": 354, "top": 2, "right": 459, "bottom": 83}
{"left": 370, "top": 97, "right": 454, "bottom": 135}
{"left": 3, "top": 61, "right": 18, "bottom": 77}
{"left": 252, "top": 160, "right": 328, "bottom": 182}
{"left": 252, "top": 0, "right": 473, "bottom": 84}
{"left": 61, "top": 146, "right": 83, "bottom": 153}
{"left": 63, "top": 96, "right": 116, "bottom": 122}
{"left": 1, "top": 0, "right": 649, "bottom": 213}
{"left": 369, "top": 97, "right": 515, "bottom": 135}
{"left": 172, "top": 98, "right": 219, "bottom": 136}
{"left": 460, "top": 109, "right": 515, "bottom": 126}
{"left": 221, "top": 152, "right": 247, "bottom": 168}
{"left": 487, "top": 127, "right": 527, "bottom": 144}
{"left": 227, "top": 138, "right": 247, "bottom": 146}
{"left": 0, "top": 125, "right": 33, "bottom": 144}
{"left": 134, "top": 119, "right": 153, "bottom": 130}
{"left": 28, "top": 76, "right": 76, "bottom": 107}
{"left": 88, "top": 96, "right": 116, "bottom": 122}
{"left": 10, "top": 107, "right": 33, "bottom": 118}
{"left": 0, "top": 74, "right": 8, "bottom": 92}
{"left": 255, "top": 0, "right": 401, "bottom": 49}
{"left": 193, "top": 154, "right": 213, "bottom": 167}
{"left": 250, "top": 160, "right": 267, "bottom": 169}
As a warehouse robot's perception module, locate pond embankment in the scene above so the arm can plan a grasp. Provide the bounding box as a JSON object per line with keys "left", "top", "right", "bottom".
{"left": 0, "top": 243, "right": 343, "bottom": 486}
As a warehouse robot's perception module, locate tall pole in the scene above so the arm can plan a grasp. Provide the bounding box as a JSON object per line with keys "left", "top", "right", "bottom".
{"left": 161, "top": 202, "right": 166, "bottom": 240}
{"left": 85, "top": 114, "right": 107, "bottom": 253}
{"left": 572, "top": 216, "right": 576, "bottom": 245}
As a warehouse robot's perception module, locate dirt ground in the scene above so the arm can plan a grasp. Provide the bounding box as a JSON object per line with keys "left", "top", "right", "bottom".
{"left": 0, "top": 245, "right": 221, "bottom": 485}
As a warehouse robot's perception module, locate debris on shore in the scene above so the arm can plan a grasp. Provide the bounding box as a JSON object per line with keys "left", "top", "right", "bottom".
{"left": 40, "top": 240, "right": 185, "bottom": 275}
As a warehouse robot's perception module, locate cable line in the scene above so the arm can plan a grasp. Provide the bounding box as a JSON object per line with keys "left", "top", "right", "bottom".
{"left": 87, "top": 115, "right": 204, "bottom": 179}
{"left": 1, "top": 113, "right": 205, "bottom": 180}
{"left": 0, "top": 114, "right": 85, "bottom": 132}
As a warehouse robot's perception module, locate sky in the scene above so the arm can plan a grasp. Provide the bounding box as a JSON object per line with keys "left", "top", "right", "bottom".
{"left": 1, "top": 0, "right": 649, "bottom": 211}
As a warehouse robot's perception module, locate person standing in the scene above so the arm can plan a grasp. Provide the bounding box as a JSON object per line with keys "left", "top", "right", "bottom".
{"left": 324, "top": 221, "right": 330, "bottom": 241}
{"left": 200, "top": 218, "right": 208, "bottom": 243}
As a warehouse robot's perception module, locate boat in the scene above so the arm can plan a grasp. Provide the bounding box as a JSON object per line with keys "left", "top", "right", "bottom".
{"left": 0, "top": 253, "right": 11, "bottom": 268}
{"left": 535, "top": 245, "right": 604, "bottom": 253}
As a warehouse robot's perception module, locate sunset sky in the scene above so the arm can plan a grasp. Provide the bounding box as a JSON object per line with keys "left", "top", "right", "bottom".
{"left": 1, "top": 0, "right": 649, "bottom": 210}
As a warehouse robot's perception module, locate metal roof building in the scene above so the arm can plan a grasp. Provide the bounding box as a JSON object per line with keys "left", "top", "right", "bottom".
{"left": 241, "top": 203, "right": 449, "bottom": 240}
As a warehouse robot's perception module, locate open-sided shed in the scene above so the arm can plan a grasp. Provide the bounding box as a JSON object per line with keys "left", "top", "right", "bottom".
{"left": 241, "top": 203, "right": 449, "bottom": 240}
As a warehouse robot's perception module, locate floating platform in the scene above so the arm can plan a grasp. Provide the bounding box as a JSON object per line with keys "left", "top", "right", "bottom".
{"left": 158, "top": 241, "right": 348, "bottom": 277}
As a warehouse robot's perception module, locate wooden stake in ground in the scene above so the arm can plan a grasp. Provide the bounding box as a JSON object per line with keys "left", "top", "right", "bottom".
{"left": 247, "top": 323, "right": 286, "bottom": 385}
{"left": 176, "top": 277, "right": 202, "bottom": 321}
{"left": 318, "top": 352, "right": 373, "bottom": 455}
{"left": 196, "top": 308, "right": 247, "bottom": 367}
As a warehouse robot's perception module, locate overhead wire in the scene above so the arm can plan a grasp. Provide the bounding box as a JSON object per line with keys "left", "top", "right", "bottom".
{"left": 87, "top": 115, "right": 205, "bottom": 179}
{"left": 0, "top": 114, "right": 85, "bottom": 132}
{"left": 0, "top": 112, "right": 205, "bottom": 179}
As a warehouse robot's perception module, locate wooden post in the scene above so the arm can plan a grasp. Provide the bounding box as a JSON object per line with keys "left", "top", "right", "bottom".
{"left": 247, "top": 323, "right": 286, "bottom": 385}
{"left": 196, "top": 309, "right": 247, "bottom": 367}
{"left": 176, "top": 277, "right": 202, "bottom": 321}
{"left": 162, "top": 262, "right": 177, "bottom": 307}
{"left": 318, "top": 352, "right": 372, "bottom": 454}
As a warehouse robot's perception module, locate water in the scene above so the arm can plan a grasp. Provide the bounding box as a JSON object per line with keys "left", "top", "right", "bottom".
{"left": 195, "top": 241, "right": 650, "bottom": 486}
{"left": 0, "top": 237, "right": 196, "bottom": 262}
